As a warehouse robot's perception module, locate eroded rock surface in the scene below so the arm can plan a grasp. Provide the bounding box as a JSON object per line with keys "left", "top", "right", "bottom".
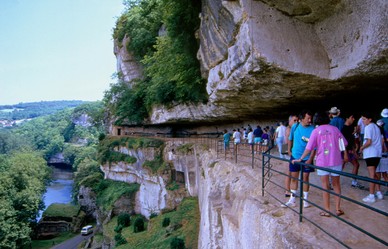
{"left": 117, "top": 0, "right": 387, "bottom": 123}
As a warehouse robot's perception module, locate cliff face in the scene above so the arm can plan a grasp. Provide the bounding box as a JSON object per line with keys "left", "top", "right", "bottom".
{"left": 116, "top": 0, "right": 387, "bottom": 124}
{"left": 98, "top": 142, "right": 197, "bottom": 218}
{"left": 96, "top": 142, "right": 335, "bottom": 248}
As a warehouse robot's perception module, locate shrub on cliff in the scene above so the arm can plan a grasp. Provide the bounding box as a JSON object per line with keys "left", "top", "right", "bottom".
{"left": 114, "top": 233, "right": 127, "bottom": 246}
{"left": 96, "top": 180, "right": 140, "bottom": 211}
{"left": 170, "top": 237, "right": 185, "bottom": 249}
{"left": 134, "top": 217, "right": 145, "bottom": 233}
{"left": 97, "top": 137, "right": 164, "bottom": 165}
{"left": 162, "top": 217, "right": 171, "bottom": 227}
{"left": 118, "top": 213, "right": 131, "bottom": 227}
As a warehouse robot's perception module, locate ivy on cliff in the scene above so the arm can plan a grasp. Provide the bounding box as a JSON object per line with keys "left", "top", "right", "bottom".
{"left": 97, "top": 136, "right": 164, "bottom": 165}
{"left": 106, "top": 0, "right": 207, "bottom": 124}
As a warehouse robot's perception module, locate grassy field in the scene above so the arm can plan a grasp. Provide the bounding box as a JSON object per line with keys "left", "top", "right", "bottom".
{"left": 29, "top": 232, "right": 78, "bottom": 249}
{"left": 105, "top": 197, "right": 200, "bottom": 249}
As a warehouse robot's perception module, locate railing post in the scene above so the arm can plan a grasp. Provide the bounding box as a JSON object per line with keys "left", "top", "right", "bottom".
{"left": 262, "top": 153, "right": 265, "bottom": 196}
{"left": 224, "top": 140, "right": 227, "bottom": 160}
{"left": 298, "top": 163, "right": 304, "bottom": 222}
{"left": 217, "top": 139, "right": 219, "bottom": 158}
{"left": 251, "top": 144, "right": 254, "bottom": 169}
{"left": 234, "top": 143, "right": 237, "bottom": 163}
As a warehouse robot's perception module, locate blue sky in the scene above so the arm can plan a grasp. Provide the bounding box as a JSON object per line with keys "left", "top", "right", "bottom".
{"left": 0, "top": 0, "right": 124, "bottom": 105}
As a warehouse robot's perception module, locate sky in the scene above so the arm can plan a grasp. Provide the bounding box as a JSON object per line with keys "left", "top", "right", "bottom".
{"left": 0, "top": 0, "right": 125, "bottom": 105}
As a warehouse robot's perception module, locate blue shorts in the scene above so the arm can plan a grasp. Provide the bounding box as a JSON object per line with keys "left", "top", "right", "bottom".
{"left": 254, "top": 137, "right": 262, "bottom": 143}
{"left": 289, "top": 156, "right": 315, "bottom": 173}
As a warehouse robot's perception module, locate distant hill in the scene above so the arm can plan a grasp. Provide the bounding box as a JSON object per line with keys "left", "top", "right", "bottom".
{"left": 0, "top": 100, "right": 86, "bottom": 121}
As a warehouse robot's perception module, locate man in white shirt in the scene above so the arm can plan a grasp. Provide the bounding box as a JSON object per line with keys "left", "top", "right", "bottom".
{"left": 275, "top": 121, "right": 287, "bottom": 158}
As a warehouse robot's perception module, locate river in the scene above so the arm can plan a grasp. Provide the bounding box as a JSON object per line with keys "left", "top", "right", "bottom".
{"left": 38, "top": 165, "right": 74, "bottom": 220}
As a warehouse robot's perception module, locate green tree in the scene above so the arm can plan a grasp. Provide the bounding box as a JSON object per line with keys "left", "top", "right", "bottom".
{"left": 0, "top": 151, "right": 50, "bottom": 248}
{"left": 113, "top": 0, "right": 162, "bottom": 60}
{"left": 0, "top": 130, "right": 33, "bottom": 154}
{"left": 103, "top": 79, "right": 149, "bottom": 125}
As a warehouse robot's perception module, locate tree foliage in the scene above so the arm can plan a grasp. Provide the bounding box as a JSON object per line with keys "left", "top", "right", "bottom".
{"left": 0, "top": 152, "right": 50, "bottom": 248}
{"left": 0, "top": 101, "right": 106, "bottom": 247}
{"left": 133, "top": 217, "right": 145, "bottom": 233}
{"left": 113, "top": 0, "right": 162, "bottom": 60}
{"left": 12, "top": 102, "right": 104, "bottom": 161}
{"left": 0, "top": 129, "right": 32, "bottom": 154}
{"left": 117, "top": 213, "right": 131, "bottom": 227}
{"left": 103, "top": 79, "right": 149, "bottom": 125}
{"left": 170, "top": 237, "right": 185, "bottom": 249}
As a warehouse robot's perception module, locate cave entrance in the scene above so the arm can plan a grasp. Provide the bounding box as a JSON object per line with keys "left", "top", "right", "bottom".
{"left": 172, "top": 170, "right": 185, "bottom": 184}
{"left": 47, "top": 163, "right": 73, "bottom": 180}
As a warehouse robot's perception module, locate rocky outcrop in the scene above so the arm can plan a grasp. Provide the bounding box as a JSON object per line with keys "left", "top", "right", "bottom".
{"left": 114, "top": 35, "right": 143, "bottom": 84}
{"left": 118, "top": 0, "right": 388, "bottom": 124}
{"left": 197, "top": 151, "right": 314, "bottom": 248}
{"left": 78, "top": 186, "right": 98, "bottom": 218}
{"left": 48, "top": 153, "right": 66, "bottom": 164}
{"left": 72, "top": 113, "right": 92, "bottom": 127}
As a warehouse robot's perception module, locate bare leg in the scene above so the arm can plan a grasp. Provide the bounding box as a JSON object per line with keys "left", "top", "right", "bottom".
{"left": 303, "top": 172, "right": 310, "bottom": 192}
{"left": 382, "top": 172, "right": 388, "bottom": 181}
{"left": 285, "top": 171, "right": 291, "bottom": 195}
{"left": 332, "top": 176, "right": 341, "bottom": 211}
{"left": 321, "top": 175, "right": 330, "bottom": 211}
{"left": 374, "top": 168, "right": 381, "bottom": 192}
{"left": 351, "top": 158, "right": 360, "bottom": 175}
{"left": 290, "top": 171, "right": 299, "bottom": 191}
{"left": 367, "top": 166, "right": 377, "bottom": 194}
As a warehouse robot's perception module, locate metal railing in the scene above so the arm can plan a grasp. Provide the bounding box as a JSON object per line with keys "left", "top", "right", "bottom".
{"left": 206, "top": 138, "right": 388, "bottom": 248}
{"left": 260, "top": 148, "right": 388, "bottom": 248}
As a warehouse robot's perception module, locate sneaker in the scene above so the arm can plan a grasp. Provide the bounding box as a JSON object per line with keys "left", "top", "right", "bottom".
{"left": 351, "top": 183, "right": 365, "bottom": 189}
{"left": 362, "top": 195, "right": 376, "bottom": 203}
{"left": 376, "top": 191, "right": 383, "bottom": 200}
{"left": 303, "top": 201, "right": 310, "bottom": 208}
{"left": 281, "top": 201, "right": 296, "bottom": 208}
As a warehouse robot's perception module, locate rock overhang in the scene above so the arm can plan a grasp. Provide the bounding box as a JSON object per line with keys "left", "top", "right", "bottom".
{"left": 115, "top": 0, "right": 388, "bottom": 125}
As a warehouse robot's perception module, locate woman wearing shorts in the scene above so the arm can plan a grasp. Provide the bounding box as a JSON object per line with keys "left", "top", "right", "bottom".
{"left": 293, "top": 111, "right": 348, "bottom": 217}
{"left": 360, "top": 112, "right": 383, "bottom": 203}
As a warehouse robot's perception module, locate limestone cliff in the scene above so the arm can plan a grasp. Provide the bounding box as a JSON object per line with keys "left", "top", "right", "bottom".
{"left": 116, "top": 0, "right": 387, "bottom": 124}
{"left": 99, "top": 141, "right": 195, "bottom": 218}
{"left": 97, "top": 141, "right": 336, "bottom": 248}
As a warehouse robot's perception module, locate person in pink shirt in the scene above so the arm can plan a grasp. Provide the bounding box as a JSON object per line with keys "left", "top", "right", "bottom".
{"left": 293, "top": 111, "right": 348, "bottom": 217}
